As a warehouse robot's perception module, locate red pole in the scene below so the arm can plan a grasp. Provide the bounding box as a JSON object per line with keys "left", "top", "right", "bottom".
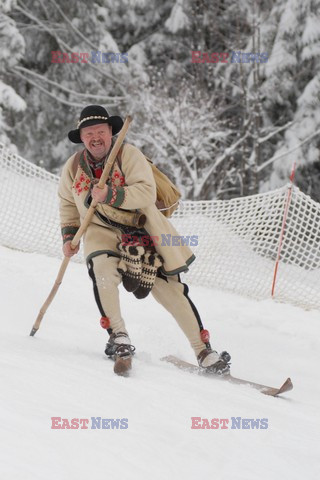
{"left": 271, "top": 163, "right": 296, "bottom": 298}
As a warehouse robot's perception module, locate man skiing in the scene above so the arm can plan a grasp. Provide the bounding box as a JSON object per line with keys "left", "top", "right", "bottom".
{"left": 59, "top": 105, "right": 230, "bottom": 375}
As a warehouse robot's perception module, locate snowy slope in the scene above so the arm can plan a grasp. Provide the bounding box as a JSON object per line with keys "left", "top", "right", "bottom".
{"left": 0, "top": 245, "right": 319, "bottom": 480}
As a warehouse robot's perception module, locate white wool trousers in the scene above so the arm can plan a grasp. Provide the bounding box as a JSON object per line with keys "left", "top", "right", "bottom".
{"left": 87, "top": 253, "right": 208, "bottom": 358}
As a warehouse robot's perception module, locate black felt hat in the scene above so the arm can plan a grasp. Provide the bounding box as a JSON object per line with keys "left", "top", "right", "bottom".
{"left": 68, "top": 105, "right": 123, "bottom": 143}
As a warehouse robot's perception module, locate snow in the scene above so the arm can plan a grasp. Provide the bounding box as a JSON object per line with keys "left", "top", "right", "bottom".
{"left": 1, "top": 244, "right": 319, "bottom": 479}
{"left": 297, "top": 75, "right": 320, "bottom": 110}
{"left": 99, "top": 31, "right": 121, "bottom": 54}
{"left": 278, "top": 1, "right": 299, "bottom": 35}
{"left": 302, "top": 41, "right": 320, "bottom": 60}
{"left": 266, "top": 40, "right": 297, "bottom": 75}
{"left": 0, "top": 80, "right": 26, "bottom": 112}
{"left": 0, "top": 0, "right": 14, "bottom": 14}
{"left": 302, "top": 13, "right": 320, "bottom": 44}
{"left": 0, "top": 15, "right": 25, "bottom": 69}
{"left": 165, "top": 1, "right": 190, "bottom": 34}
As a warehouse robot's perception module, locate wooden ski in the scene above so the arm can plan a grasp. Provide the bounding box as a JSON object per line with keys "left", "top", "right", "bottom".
{"left": 162, "top": 355, "right": 293, "bottom": 397}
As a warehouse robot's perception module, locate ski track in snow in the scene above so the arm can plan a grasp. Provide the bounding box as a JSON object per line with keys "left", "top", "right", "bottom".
{"left": 0, "top": 245, "right": 319, "bottom": 480}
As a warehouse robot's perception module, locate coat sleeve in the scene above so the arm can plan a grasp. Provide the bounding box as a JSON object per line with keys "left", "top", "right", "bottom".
{"left": 103, "top": 144, "right": 156, "bottom": 209}
{"left": 58, "top": 156, "right": 81, "bottom": 243}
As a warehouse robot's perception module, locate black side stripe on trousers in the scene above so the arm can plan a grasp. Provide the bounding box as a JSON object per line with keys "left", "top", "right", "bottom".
{"left": 87, "top": 259, "right": 113, "bottom": 335}
{"left": 177, "top": 274, "right": 203, "bottom": 331}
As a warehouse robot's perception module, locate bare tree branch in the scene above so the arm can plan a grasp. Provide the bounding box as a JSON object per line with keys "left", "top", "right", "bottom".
{"left": 13, "top": 66, "right": 125, "bottom": 102}
{"left": 257, "top": 128, "right": 320, "bottom": 173}
{"left": 15, "top": 2, "right": 127, "bottom": 93}
{"left": 47, "top": 0, "right": 100, "bottom": 51}
{"left": 196, "top": 132, "right": 250, "bottom": 195}
{"left": 155, "top": 129, "right": 197, "bottom": 182}
{"left": 11, "top": 69, "right": 88, "bottom": 107}
{"left": 258, "top": 120, "right": 294, "bottom": 145}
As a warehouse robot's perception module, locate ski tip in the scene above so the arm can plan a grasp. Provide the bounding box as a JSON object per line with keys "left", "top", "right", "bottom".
{"left": 279, "top": 377, "right": 293, "bottom": 394}
{"left": 29, "top": 327, "right": 38, "bottom": 337}
{"left": 262, "top": 377, "right": 293, "bottom": 396}
{"left": 114, "top": 356, "right": 132, "bottom": 377}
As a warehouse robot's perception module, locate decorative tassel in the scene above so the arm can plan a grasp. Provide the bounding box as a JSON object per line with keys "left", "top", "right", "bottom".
{"left": 133, "top": 251, "right": 164, "bottom": 299}
{"left": 117, "top": 241, "right": 145, "bottom": 292}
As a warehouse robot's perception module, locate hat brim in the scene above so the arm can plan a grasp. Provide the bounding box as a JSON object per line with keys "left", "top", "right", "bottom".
{"left": 68, "top": 116, "right": 124, "bottom": 144}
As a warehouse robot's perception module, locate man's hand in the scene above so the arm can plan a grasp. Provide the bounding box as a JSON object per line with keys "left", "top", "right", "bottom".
{"left": 63, "top": 240, "right": 80, "bottom": 257}
{"left": 92, "top": 184, "right": 108, "bottom": 203}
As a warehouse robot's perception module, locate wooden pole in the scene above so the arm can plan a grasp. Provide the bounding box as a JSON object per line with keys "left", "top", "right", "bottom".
{"left": 30, "top": 115, "right": 133, "bottom": 336}
{"left": 271, "top": 163, "right": 296, "bottom": 298}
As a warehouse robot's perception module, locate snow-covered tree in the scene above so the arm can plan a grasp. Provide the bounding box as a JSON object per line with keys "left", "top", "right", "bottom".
{"left": 259, "top": 0, "right": 320, "bottom": 201}
{"left": 3, "top": 0, "right": 320, "bottom": 202}
{"left": 0, "top": 0, "right": 26, "bottom": 149}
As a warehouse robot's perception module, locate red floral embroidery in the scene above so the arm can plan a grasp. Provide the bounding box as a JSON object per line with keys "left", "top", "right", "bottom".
{"left": 111, "top": 169, "right": 126, "bottom": 187}
{"left": 74, "top": 170, "right": 91, "bottom": 195}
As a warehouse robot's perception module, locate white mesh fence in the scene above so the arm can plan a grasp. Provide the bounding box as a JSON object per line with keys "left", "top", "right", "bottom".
{"left": 1, "top": 142, "right": 320, "bottom": 310}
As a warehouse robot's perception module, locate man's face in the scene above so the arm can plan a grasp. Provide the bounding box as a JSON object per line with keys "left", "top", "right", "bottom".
{"left": 80, "top": 123, "right": 112, "bottom": 160}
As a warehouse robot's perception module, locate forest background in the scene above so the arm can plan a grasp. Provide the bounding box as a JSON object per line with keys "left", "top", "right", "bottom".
{"left": 1, "top": 0, "right": 320, "bottom": 201}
